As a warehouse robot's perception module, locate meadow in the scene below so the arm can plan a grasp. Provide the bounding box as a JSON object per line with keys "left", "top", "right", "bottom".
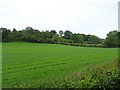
{"left": 2, "top": 42, "right": 118, "bottom": 88}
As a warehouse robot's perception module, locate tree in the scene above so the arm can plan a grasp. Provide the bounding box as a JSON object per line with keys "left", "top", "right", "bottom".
{"left": 52, "top": 34, "right": 59, "bottom": 42}
{"left": 25, "top": 26, "right": 33, "bottom": 31}
{"left": 103, "top": 30, "right": 118, "bottom": 47}
{"left": 89, "top": 35, "right": 101, "bottom": 44}
{"left": 11, "top": 28, "right": 18, "bottom": 41}
{"left": 50, "top": 30, "right": 57, "bottom": 39}
{"left": 71, "top": 34, "right": 84, "bottom": 43}
{"left": 83, "top": 35, "right": 91, "bottom": 41}
{"left": 78, "top": 34, "right": 84, "bottom": 43}
{"left": 1, "top": 27, "right": 11, "bottom": 42}
{"left": 64, "top": 30, "right": 72, "bottom": 39}
{"left": 50, "top": 30, "right": 57, "bottom": 35}
{"left": 1, "top": 27, "right": 104, "bottom": 45}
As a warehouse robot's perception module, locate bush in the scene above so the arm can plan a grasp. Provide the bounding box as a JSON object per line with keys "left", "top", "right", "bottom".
{"left": 36, "top": 61, "right": 119, "bottom": 88}
{"left": 57, "top": 42, "right": 103, "bottom": 48}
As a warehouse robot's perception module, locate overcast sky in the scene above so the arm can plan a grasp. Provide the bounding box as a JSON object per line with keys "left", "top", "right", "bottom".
{"left": 0, "top": 0, "right": 119, "bottom": 38}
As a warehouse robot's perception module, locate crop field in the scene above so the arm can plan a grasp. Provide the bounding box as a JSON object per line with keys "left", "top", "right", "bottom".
{"left": 2, "top": 42, "right": 118, "bottom": 88}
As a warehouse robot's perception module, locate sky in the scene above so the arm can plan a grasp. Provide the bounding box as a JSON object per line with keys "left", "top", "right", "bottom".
{"left": 0, "top": 0, "right": 119, "bottom": 38}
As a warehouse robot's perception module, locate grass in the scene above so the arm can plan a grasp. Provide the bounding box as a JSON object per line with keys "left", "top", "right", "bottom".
{"left": 2, "top": 42, "right": 118, "bottom": 88}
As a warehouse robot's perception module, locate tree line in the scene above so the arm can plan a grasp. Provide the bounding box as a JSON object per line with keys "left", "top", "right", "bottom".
{"left": 0, "top": 26, "right": 119, "bottom": 47}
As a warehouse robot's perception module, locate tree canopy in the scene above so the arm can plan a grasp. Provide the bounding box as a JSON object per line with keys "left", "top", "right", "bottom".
{"left": 103, "top": 30, "right": 119, "bottom": 47}
{"left": 1, "top": 26, "right": 119, "bottom": 48}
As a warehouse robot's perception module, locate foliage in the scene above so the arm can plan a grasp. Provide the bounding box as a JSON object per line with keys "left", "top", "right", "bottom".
{"left": 57, "top": 42, "right": 103, "bottom": 47}
{"left": 89, "top": 35, "right": 102, "bottom": 44}
{"left": 0, "top": 27, "right": 103, "bottom": 45}
{"left": 64, "top": 30, "right": 73, "bottom": 40}
{"left": 103, "top": 30, "right": 119, "bottom": 47}
{"left": 71, "top": 34, "right": 84, "bottom": 43}
{"left": 47, "top": 61, "right": 119, "bottom": 88}
{"left": 1, "top": 26, "right": 119, "bottom": 47}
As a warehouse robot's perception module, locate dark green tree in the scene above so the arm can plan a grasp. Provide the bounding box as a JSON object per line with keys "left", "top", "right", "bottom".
{"left": 103, "top": 30, "right": 118, "bottom": 47}
{"left": 64, "top": 30, "right": 72, "bottom": 39}
{"left": 50, "top": 30, "right": 57, "bottom": 35}
{"left": 71, "top": 34, "right": 84, "bottom": 43}
{"left": 89, "top": 35, "right": 101, "bottom": 44}
{"left": 1, "top": 27, "right": 11, "bottom": 42}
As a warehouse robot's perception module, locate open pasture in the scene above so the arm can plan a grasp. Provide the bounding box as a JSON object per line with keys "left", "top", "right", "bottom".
{"left": 2, "top": 42, "right": 118, "bottom": 87}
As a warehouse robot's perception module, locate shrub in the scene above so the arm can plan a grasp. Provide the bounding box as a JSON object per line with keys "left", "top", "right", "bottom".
{"left": 36, "top": 61, "right": 119, "bottom": 88}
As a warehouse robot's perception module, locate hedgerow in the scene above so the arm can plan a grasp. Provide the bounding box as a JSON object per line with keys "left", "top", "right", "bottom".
{"left": 57, "top": 42, "right": 103, "bottom": 47}
{"left": 36, "top": 61, "right": 119, "bottom": 88}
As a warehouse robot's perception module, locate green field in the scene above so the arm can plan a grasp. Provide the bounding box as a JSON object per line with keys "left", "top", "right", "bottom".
{"left": 2, "top": 42, "right": 118, "bottom": 88}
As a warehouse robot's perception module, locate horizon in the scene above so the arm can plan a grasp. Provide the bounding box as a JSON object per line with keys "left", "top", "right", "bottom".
{"left": 1, "top": 26, "right": 118, "bottom": 39}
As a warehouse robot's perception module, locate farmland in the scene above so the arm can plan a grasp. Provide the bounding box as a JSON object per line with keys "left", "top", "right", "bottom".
{"left": 2, "top": 42, "right": 118, "bottom": 88}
